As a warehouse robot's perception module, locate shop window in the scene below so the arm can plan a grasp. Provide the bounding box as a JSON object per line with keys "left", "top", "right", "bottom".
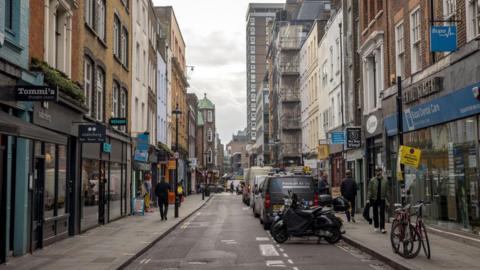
{"left": 44, "top": 144, "right": 56, "bottom": 219}
{"left": 81, "top": 159, "right": 100, "bottom": 230}
{"left": 110, "top": 162, "right": 122, "bottom": 220}
{"left": 57, "top": 145, "right": 67, "bottom": 215}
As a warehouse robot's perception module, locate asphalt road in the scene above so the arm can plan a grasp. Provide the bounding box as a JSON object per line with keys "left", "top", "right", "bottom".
{"left": 125, "top": 193, "right": 393, "bottom": 270}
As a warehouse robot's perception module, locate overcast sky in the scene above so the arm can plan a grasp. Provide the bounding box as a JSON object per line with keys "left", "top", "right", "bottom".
{"left": 153, "top": 0, "right": 284, "bottom": 144}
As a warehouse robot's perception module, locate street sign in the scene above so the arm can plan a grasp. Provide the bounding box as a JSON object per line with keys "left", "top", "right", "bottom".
{"left": 78, "top": 124, "right": 106, "bottom": 143}
{"left": 109, "top": 117, "right": 127, "bottom": 126}
{"left": 16, "top": 86, "right": 57, "bottom": 101}
{"left": 430, "top": 25, "right": 457, "bottom": 52}
{"left": 399, "top": 145, "right": 422, "bottom": 168}
{"left": 330, "top": 131, "right": 345, "bottom": 144}
{"left": 346, "top": 127, "right": 361, "bottom": 148}
{"left": 102, "top": 143, "right": 111, "bottom": 153}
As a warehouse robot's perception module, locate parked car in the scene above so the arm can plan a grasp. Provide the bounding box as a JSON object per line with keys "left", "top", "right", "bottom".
{"left": 252, "top": 175, "right": 267, "bottom": 217}
{"left": 258, "top": 175, "right": 318, "bottom": 230}
{"left": 242, "top": 166, "right": 273, "bottom": 205}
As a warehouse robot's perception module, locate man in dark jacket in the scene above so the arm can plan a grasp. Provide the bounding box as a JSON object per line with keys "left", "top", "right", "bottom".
{"left": 155, "top": 178, "right": 171, "bottom": 220}
{"left": 318, "top": 171, "right": 330, "bottom": 195}
{"left": 341, "top": 170, "right": 358, "bottom": 222}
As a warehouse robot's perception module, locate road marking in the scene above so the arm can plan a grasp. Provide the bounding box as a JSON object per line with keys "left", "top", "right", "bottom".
{"left": 144, "top": 258, "right": 151, "bottom": 264}
{"left": 256, "top": 237, "right": 270, "bottom": 241}
{"left": 188, "top": 261, "right": 207, "bottom": 265}
{"left": 140, "top": 259, "right": 146, "bottom": 264}
{"left": 123, "top": 253, "right": 135, "bottom": 256}
{"left": 287, "top": 259, "right": 293, "bottom": 264}
{"left": 282, "top": 253, "right": 289, "bottom": 258}
{"left": 221, "top": 239, "right": 237, "bottom": 245}
{"left": 266, "top": 260, "right": 285, "bottom": 267}
{"left": 242, "top": 207, "right": 250, "bottom": 210}
{"left": 293, "top": 267, "right": 299, "bottom": 270}
{"left": 279, "top": 248, "right": 284, "bottom": 252}
{"left": 260, "top": 244, "right": 280, "bottom": 256}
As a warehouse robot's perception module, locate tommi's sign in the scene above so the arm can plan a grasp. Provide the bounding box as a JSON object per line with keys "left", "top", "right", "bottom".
{"left": 403, "top": 77, "right": 443, "bottom": 104}
{"left": 16, "top": 86, "right": 57, "bottom": 101}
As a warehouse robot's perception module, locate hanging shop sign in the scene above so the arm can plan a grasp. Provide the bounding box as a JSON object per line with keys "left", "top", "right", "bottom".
{"left": 317, "top": 144, "right": 329, "bottom": 160}
{"left": 329, "top": 131, "right": 345, "bottom": 145}
{"left": 78, "top": 124, "right": 106, "bottom": 143}
{"left": 399, "top": 145, "right": 422, "bottom": 168}
{"left": 366, "top": 115, "right": 378, "bottom": 135}
{"left": 109, "top": 117, "right": 127, "bottom": 126}
{"left": 134, "top": 133, "right": 149, "bottom": 162}
{"left": 16, "top": 85, "right": 57, "bottom": 101}
{"left": 430, "top": 25, "right": 457, "bottom": 52}
{"left": 346, "top": 127, "right": 361, "bottom": 149}
{"left": 102, "top": 143, "right": 112, "bottom": 153}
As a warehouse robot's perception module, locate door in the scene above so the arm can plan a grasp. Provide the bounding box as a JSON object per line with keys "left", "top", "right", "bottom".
{"left": 33, "top": 157, "right": 45, "bottom": 250}
{"left": 98, "top": 162, "right": 107, "bottom": 225}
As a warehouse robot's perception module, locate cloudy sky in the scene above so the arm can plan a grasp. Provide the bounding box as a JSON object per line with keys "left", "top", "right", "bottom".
{"left": 153, "top": 0, "right": 284, "bottom": 144}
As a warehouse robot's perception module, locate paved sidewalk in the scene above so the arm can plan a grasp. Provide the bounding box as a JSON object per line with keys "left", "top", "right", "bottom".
{"left": 341, "top": 217, "right": 480, "bottom": 270}
{"left": 0, "top": 194, "right": 211, "bottom": 270}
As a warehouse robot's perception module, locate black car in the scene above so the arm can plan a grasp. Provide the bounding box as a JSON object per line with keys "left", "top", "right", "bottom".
{"left": 258, "top": 175, "right": 318, "bottom": 230}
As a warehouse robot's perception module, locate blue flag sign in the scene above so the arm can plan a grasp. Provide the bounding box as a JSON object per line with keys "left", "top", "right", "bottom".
{"left": 430, "top": 25, "right": 457, "bottom": 52}
{"left": 134, "top": 133, "right": 149, "bottom": 162}
{"left": 330, "top": 131, "right": 346, "bottom": 145}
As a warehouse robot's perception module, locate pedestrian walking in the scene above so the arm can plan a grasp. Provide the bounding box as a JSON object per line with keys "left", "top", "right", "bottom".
{"left": 341, "top": 170, "right": 358, "bottom": 222}
{"left": 318, "top": 171, "right": 330, "bottom": 195}
{"left": 177, "top": 180, "right": 184, "bottom": 207}
{"left": 230, "top": 182, "right": 234, "bottom": 193}
{"left": 368, "top": 167, "right": 388, "bottom": 233}
{"left": 155, "top": 178, "right": 171, "bottom": 221}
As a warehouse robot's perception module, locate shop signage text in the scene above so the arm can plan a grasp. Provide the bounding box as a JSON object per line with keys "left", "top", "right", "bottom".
{"left": 403, "top": 77, "right": 443, "bottom": 104}
{"left": 103, "top": 143, "right": 112, "bottom": 153}
{"left": 109, "top": 117, "right": 127, "bottom": 126}
{"left": 385, "top": 82, "right": 480, "bottom": 135}
{"left": 79, "top": 124, "right": 106, "bottom": 143}
{"left": 430, "top": 25, "right": 457, "bottom": 52}
{"left": 346, "top": 127, "right": 361, "bottom": 149}
{"left": 16, "top": 86, "right": 57, "bottom": 101}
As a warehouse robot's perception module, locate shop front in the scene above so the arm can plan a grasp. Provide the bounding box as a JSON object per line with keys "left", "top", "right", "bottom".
{"left": 80, "top": 131, "right": 130, "bottom": 231}
{"left": 384, "top": 82, "right": 480, "bottom": 234}
{"left": 131, "top": 133, "right": 152, "bottom": 214}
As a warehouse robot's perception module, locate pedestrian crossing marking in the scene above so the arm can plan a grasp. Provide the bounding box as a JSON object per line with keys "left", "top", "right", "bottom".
{"left": 266, "top": 260, "right": 286, "bottom": 267}
{"left": 260, "top": 244, "right": 280, "bottom": 256}
{"left": 256, "top": 237, "right": 270, "bottom": 241}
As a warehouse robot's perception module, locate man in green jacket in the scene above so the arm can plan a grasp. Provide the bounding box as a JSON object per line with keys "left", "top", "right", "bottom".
{"left": 368, "top": 167, "right": 388, "bottom": 233}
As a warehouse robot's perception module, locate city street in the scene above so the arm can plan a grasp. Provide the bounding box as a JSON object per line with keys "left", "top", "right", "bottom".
{"left": 125, "top": 194, "right": 392, "bottom": 270}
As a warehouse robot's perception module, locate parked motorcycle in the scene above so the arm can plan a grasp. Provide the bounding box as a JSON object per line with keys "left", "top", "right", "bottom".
{"left": 270, "top": 192, "right": 346, "bottom": 244}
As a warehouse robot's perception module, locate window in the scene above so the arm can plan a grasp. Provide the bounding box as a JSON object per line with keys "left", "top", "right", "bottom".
{"left": 136, "top": 43, "right": 140, "bottom": 79}
{"left": 337, "top": 93, "right": 341, "bottom": 126}
{"left": 250, "top": 36, "right": 255, "bottom": 45}
{"left": 322, "top": 61, "right": 328, "bottom": 86}
{"left": 95, "top": 68, "right": 105, "bottom": 121}
{"left": 121, "top": 28, "right": 128, "bottom": 66}
{"left": 114, "top": 16, "right": 121, "bottom": 57}
{"left": 5, "top": 0, "right": 13, "bottom": 31}
{"left": 207, "top": 110, "right": 213, "bottom": 122}
{"left": 141, "top": 103, "right": 145, "bottom": 130}
{"left": 120, "top": 89, "right": 127, "bottom": 132}
{"left": 329, "top": 47, "right": 334, "bottom": 80}
{"left": 443, "top": 0, "right": 456, "bottom": 21}
{"left": 44, "top": 144, "right": 56, "bottom": 218}
{"left": 208, "top": 128, "right": 213, "bottom": 142}
{"left": 395, "top": 22, "right": 405, "bottom": 78}
{"left": 336, "top": 38, "right": 340, "bottom": 72}
{"left": 207, "top": 149, "right": 213, "bottom": 163}
{"left": 466, "top": 0, "right": 480, "bottom": 40}
{"left": 410, "top": 8, "right": 421, "bottom": 73}
{"left": 84, "top": 58, "right": 93, "bottom": 115}
{"left": 112, "top": 83, "right": 119, "bottom": 117}
{"left": 250, "top": 27, "right": 255, "bottom": 35}
{"left": 250, "top": 17, "right": 255, "bottom": 26}
{"left": 96, "top": 0, "right": 106, "bottom": 41}
{"left": 135, "top": 98, "right": 139, "bottom": 131}
{"left": 331, "top": 97, "right": 335, "bottom": 128}
{"left": 85, "top": 0, "right": 94, "bottom": 27}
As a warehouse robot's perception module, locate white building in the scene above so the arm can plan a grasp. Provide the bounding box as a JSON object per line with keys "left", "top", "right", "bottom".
{"left": 300, "top": 20, "right": 322, "bottom": 158}
{"left": 157, "top": 51, "right": 168, "bottom": 145}
{"left": 132, "top": 0, "right": 150, "bottom": 138}
{"left": 317, "top": 9, "right": 344, "bottom": 138}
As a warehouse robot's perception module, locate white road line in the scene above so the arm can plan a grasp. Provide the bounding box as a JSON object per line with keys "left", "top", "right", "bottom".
{"left": 144, "top": 258, "right": 151, "bottom": 264}
{"left": 279, "top": 248, "right": 284, "bottom": 252}
{"left": 242, "top": 207, "right": 250, "bottom": 210}
{"left": 266, "top": 260, "right": 286, "bottom": 267}
{"left": 276, "top": 244, "right": 281, "bottom": 248}
{"left": 293, "top": 267, "right": 299, "bottom": 270}
{"left": 140, "top": 259, "right": 146, "bottom": 264}
{"left": 260, "top": 244, "right": 280, "bottom": 256}
{"left": 188, "top": 262, "right": 207, "bottom": 265}
{"left": 256, "top": 237, "right": 270, "bottom": 241}
{"left": 221, "top": 239, "right": 237, "bottom": 245}
{"left": 287, "top": 259, "right": 293, "bottom": 264}
{"left": 282, "top": 253, "right": 289, "bottom": 258}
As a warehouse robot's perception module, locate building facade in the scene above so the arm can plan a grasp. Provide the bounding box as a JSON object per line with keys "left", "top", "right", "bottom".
{"left": 246, "top": 3, "right": 284, "bottom": 142}
{"left": 197, "top": 94, "right": 216, "bottom": 183}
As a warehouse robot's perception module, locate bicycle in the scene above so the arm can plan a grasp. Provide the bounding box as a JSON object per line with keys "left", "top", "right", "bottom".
{"left": 390, "top": 201, "right": 430, "bottom": 259}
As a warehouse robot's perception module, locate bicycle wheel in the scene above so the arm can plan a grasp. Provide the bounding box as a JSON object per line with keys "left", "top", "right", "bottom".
{"left": 392, "top": 223, "right": 421, "bottom": 258}
{"left": 420, "top": 223, "right": 431, "bottom": 259}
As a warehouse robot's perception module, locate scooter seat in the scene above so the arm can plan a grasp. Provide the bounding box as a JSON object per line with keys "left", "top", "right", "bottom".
{"left": 295, "top": 207, "right": 322, "bottom": 217}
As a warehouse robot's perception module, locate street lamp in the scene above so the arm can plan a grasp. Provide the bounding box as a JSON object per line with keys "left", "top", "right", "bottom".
{"left": 172, "top": 103, "right": 182, "bottom": 218}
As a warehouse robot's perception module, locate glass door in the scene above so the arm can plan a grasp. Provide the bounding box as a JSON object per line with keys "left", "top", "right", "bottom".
{"left": 33, "top": 156, "right": 45, "bottom": 250}
{"left": 98, "top": 161, "right": 107, "bottom": 225}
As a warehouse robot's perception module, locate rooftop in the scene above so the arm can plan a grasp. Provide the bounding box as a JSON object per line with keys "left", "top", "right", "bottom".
{"left": 198, "top": 93, "right": 215, "bottom": 110}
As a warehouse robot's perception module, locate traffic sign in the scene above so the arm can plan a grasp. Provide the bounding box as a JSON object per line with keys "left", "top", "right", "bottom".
{"left": 399, "top": 145, "right": 422, "bottom": 168}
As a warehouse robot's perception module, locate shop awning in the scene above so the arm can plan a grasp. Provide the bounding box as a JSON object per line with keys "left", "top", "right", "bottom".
{"left": 0, "top": 110, "right": 68, "bottom": 145}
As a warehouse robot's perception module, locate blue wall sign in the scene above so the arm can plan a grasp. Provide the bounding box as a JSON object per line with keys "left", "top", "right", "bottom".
{"left": 134, "top": 133, "right": 149, "bottom": 162}
{"left": 430, "top": 26, "right": 457, "bottom": 52}
{"left": 385, "top": 82, "right": 480, "bottom": 136}
{"left": 330, "top": 131, "right": 346, "bottom": 145}
{"left": 102, "top": 143, "right": 111, "bottom": 153}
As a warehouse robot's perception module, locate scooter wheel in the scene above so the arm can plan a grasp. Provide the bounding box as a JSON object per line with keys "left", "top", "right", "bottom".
{"left": 272, "top": 226, "right": 288, "bottom": 243}
{"left": 324, "top": 228, "right": 342, "bottom": 244}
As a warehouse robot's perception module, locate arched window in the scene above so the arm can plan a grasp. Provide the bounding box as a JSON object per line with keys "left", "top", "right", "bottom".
{"left": 207, "top": 149, "right": 213, "bottom": 164}
{"left": 207, "top": 128, "right": 213, "bottom": 142}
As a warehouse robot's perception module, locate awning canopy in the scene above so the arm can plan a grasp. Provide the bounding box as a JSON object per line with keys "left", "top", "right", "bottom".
{"left": 0, "top": 110, "right": 67, "bottom": 145}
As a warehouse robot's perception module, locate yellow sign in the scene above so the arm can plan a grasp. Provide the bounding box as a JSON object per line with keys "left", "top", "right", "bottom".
{"left": 399, "top": 145, "right": 422, "bottom": 168}
{"left": 317, "top": 144, "right": 329, "bottom": 160}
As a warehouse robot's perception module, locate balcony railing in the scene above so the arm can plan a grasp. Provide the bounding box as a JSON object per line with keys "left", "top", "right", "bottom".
{"left": 281, "top": 116, "right": 301, "bottom": 130}
{"left": 279, "top": 37, "right": 302, "bottom": 50}
{"left": 280, "top": 88, "right": 300, "bottom": 102}
{"left": 279, "top": 63, "right": 299, "bottom": 74}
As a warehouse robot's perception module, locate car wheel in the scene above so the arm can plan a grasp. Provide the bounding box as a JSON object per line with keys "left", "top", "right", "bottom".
{"left": 263, "top": 222, "right": 270, "bottom": 230}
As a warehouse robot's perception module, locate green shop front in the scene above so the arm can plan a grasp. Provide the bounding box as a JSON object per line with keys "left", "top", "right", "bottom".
{"left": 384, "top": 82, "right": 480, "bottom": 234}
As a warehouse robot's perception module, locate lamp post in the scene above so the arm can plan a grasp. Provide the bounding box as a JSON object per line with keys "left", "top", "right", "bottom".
{"left": 172, "top": 103, "right": 182, "bottom": 218}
